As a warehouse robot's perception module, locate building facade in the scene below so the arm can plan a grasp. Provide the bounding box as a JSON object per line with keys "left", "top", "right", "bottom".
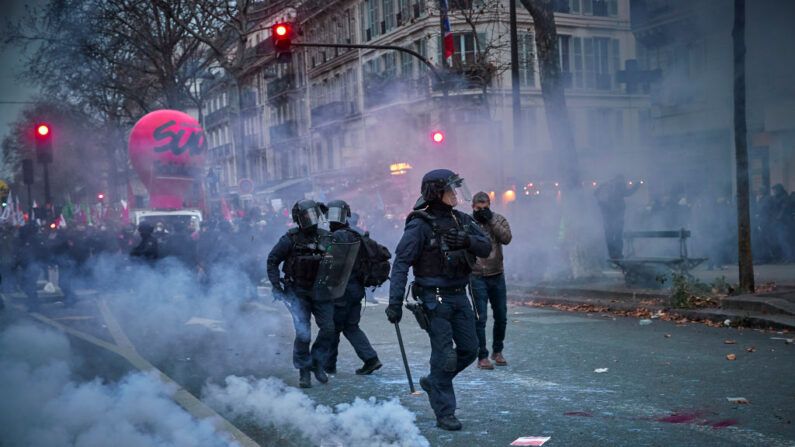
{"left": 202, "top": 0, "right": 651, "bottom": 210}
{"left": 630, "top": 0, "right": 795, "bottom": 198}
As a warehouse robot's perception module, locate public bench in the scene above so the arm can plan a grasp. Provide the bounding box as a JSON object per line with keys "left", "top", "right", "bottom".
{"left": 609, "top": 229, "right": 707, "bottom": 288}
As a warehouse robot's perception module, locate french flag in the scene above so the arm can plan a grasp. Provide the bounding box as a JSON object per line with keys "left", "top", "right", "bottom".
{"left": 441, "top": 0, "right": 454, "bottom": 59}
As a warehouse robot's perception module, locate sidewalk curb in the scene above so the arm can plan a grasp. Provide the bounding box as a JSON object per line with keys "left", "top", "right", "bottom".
{"left": 509, "top": 292, "right": 795, "bottom": 331}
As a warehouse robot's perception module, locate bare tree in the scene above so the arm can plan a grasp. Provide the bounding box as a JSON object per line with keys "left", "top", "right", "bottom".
{"left": 436, "top": 0, "right": 511, "bottom": 115}
{"left": 3, "top": 0, "right": 210, "bottom": 199}
{"left": 519, "top": 0, "right": 601, "bottom": 279}
{"left": 159, "top": 0, "right": 263, "bottom": 182}
{"left": 733, "top": 0, "right": 754, "bottom": 293}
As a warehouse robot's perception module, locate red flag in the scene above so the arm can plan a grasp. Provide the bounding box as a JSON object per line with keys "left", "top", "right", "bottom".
{"left": 121, "top": 200, "right": 130, "bottom": 225}
{"left": 221, "top": 196, "right": 232, "bottom": 221}
{"left": 441, "top": 0, "right": 454, "bottom": 58}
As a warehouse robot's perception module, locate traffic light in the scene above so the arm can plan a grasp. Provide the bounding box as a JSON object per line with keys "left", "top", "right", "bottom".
{"left": 431, "top": 130, "right": 445, "bottom": 145}
{"left": 272, "top": 22, "right": 295, "bottom": 62}
{"left": 34, "top": 123, "right": 53, "bottom": 163}
{"left": 97, "top": 193, "right": 105, "bottom": 201}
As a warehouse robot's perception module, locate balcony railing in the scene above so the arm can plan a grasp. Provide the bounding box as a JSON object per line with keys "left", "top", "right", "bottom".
{"left": 269, "top": 120, "right": 298, "bottom": 143}
{"left": 311, "top": 101, "right": 347, "bottom": 125}
{"left": 267, "top": 76, "right": 295, "bottom": 99}
{"left": 204, "top": 106, "right": 229, "bottom": 128}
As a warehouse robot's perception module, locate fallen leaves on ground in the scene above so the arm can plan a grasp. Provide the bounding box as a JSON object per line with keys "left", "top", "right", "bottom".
{"left": 724, "top": 340, "right": 736, "bottom": 344}
{"left": 745, "top": 347, "right": 756, "bottom": 352}
{"left": 726, "top": 354, "right": 736, "bottom": 360}
{"left": 665, "top": 334, "right": 671, "bottom": 338}
{"left": 519, "top": 301, "right": 730, "bottom": 328}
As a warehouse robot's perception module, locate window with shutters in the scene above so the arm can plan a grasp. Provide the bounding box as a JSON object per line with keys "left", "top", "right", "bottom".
{"left": 558, "top": 35, "right": 572, "bottom": 88}
{"left": 384, "top": 0, "right": 396, "bottom": 31}
{"left": 518, "top": 32, "right": 536, "bottom": 87}
{"left": 401, "top": 50, "right": 414, "bottom": 78}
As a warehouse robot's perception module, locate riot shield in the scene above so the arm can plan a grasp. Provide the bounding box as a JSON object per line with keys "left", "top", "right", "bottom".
{"left": 313, "top": 239, "right": 360, "bottom": 301}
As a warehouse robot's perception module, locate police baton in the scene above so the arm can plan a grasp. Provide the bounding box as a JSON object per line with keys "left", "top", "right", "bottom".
{"left": 394, "top": 322, "right": 422, "bottom": 395}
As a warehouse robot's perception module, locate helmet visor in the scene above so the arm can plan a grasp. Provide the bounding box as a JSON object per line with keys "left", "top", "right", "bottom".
{"left": 298, "top": 207, "right": 320, "bottom": 228}
{"left": 449, "top": 176, "right": 472, "bottom": 202}
{"left": 327, "top": 206, "right": 347, "bottom": 225}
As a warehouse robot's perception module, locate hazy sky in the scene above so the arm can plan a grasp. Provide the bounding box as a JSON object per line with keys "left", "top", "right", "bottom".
{"left": 0, "top": 0, "right": 44, "bottom": 144}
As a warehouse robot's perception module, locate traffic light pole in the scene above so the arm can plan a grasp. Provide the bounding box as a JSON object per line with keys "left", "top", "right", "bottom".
{"left": 43, "top": 162, "right": 52, "bottom": 216}
{"left": 291, "top": 42, "right": 447, "bottom": 95}
{"left": 509, "top": 0, "right": 521, "bottom": 187}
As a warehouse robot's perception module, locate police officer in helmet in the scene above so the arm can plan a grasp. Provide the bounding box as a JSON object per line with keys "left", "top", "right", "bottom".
{"left": 387, "top": 169, "right": 491, "bottom": 430}
{"left": 267, "top": 199, "right": 335, "bottom": 388}
{"left": 324, "top": 200, "right": 382, "bottom": 376}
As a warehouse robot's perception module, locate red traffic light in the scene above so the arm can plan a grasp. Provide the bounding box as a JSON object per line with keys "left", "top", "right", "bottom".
{"left": 431, "top": 131, "right": 445, "bottom": 144}
{"left": 275, "top": 24, "right": 288, "bottom": 36}
{"left": 37, "top": 124, "right": 50, "bottom": 136}
{"left": 97, "top": 193, "right": 105, "bottom": 200}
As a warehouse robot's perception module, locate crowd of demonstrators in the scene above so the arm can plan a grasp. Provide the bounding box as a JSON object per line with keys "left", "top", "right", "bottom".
{"left": 0, "top": 205, "right": 294, "bottom": 310}
{"left": 622, "top": 182, "right": 794, "bottom": 266}
{"left": 752, "top": 184, "right": 795, "bottom": 263}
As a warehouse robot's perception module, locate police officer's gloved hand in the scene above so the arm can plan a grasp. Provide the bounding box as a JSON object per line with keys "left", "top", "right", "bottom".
{"left": 443, "top": 229, "right": 471, "bottom": 250}
{"left": 385, "top": 303, "right": 403, "bottom": 323}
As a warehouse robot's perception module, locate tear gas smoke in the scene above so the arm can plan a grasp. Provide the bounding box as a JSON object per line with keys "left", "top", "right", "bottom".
{"left": 0, "top": 323, "right": 238, "bottom": 447}
{"left": 204, "top": 375, "right": 430, "bottom": 447}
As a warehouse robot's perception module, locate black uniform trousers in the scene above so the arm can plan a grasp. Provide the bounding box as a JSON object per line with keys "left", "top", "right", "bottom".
{"left": 327, "top": 291, "right": 378, "bottom": 370}
{"left": 418, "top": 289, "right": 478, "bottom": 418}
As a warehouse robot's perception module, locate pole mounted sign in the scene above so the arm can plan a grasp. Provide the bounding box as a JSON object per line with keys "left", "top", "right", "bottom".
{"left": 239, "top": 178, "right": 254, "bottom": 195}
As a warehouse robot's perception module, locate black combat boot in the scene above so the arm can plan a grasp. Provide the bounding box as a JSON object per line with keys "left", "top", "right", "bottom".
{"left": 324, "top": 365, "right": 337, "bottom": 375}
{"left": 436, "top": 415, "right": 462, "bottom": 431}
{"left": 313, "top": 365, "right": 328, "bottom": 384}
{"left": 355, "top": 357, "right": 383, "bottom": 375}
{"left": 299, "top": 368, "right": 312, "bottom": 389}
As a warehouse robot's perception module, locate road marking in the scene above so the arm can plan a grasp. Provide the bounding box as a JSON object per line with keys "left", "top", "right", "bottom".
{"left": 8, "top": 297, "right": 260, "bottom": 447}
{"left": 50, "top": 315, "right": 95, "bottom": 321}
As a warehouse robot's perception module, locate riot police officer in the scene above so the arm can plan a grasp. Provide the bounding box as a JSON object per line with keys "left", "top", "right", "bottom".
{"left": 324, "top": 200, "right": 382, "bottom": 376}
{"left": 387, "top": 169, "right": 491, "bottom": 431}
{"left": 267, "top": 200, "right": 335, "bottom": 388}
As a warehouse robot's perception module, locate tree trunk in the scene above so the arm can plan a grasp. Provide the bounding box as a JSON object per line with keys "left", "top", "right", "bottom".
{"left": 733, "top": 0, "right": 754, "bottom": 293}
{"left": 520, "top": 0, "right": 601, "bottom": 279}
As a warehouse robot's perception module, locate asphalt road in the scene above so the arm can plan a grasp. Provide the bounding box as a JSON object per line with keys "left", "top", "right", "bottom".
{"left": 2, "top": 289, "right": 794, "bottom": 447}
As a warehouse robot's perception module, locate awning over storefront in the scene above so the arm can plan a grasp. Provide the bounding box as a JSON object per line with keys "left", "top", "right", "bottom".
{"left": 255, "top": 177, "right": 311, "bottom": 197}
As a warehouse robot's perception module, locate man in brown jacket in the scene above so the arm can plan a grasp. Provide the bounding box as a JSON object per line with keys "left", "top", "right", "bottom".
{"left": 470, "top": 191, "right": 512, "bottom": 369}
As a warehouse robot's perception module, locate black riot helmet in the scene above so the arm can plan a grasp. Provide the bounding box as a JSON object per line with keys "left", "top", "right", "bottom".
{"left": 326, "top": 200, "right": 351, "bottom": 227}
{"left": 417, "top": 169, "right": 471, "bottom": 208}
{"left": 291, "top": 199, "right": 322, "bottom": 230}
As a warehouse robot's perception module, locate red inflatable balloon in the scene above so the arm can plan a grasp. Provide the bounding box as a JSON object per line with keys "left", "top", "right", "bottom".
{"left": 128, "top": 110, "right": 206, "bottom": 209}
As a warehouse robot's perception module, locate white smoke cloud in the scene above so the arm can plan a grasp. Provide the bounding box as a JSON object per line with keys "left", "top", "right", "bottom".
{"left": 0, "top": 323, "right": 238, "bottom": 447}
{"left": 203, "top": 375, "right": 430, "bottom": 447}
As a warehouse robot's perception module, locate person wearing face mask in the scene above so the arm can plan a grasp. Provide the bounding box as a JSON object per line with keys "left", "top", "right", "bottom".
{"left": 469, "top": 191, "right": 512, "bottom": 369}
{"left": 387, "top": 169, "right": 491, "bottom": 431}
{"left": 267, "top": 200, "right": 335, "bottom": 389}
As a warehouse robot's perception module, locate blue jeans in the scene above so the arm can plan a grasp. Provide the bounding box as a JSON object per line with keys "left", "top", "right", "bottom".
{"left": 283, "top": 293, "right": 335, "bottom": 371}
{"left": 470, "top": 273, "right": 508, "bottom": 360}
{"left": 418, "top": 289, "right": 478, "bottom": 418}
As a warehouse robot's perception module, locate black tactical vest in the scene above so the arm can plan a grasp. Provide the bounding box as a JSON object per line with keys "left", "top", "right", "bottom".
{"left": 282, "top": 228, "right": 329, "bottom": 289}
{"left": 408, "top": 209, "right": 475, "bottom": 279}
